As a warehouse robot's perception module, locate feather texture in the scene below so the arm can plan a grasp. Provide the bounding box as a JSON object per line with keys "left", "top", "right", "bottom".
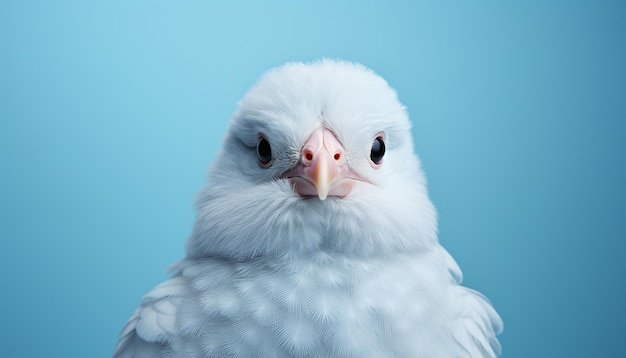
{"left": 114, "top": 59, "right": 502, "bottom": 357}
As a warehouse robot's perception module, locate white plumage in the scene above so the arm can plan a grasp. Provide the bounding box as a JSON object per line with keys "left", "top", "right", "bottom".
{"left": 114, "top": 59, "right": 502, "bottom": 357}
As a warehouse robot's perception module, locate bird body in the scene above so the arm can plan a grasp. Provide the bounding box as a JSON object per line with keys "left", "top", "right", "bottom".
{"left": 115, "top": 60, "right": 502, "bottom": 357}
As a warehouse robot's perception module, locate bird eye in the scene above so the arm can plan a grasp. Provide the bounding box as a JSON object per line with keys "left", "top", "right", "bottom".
{"left": 256, "top": 136, "right": 272, "bottom": 167}
{"left": 370, "top": 136, "right": 385, "bottom": 166}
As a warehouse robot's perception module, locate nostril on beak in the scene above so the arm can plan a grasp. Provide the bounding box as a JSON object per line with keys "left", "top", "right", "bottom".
{"left": 303, "top": 149, "right": 314, "bottom": 164}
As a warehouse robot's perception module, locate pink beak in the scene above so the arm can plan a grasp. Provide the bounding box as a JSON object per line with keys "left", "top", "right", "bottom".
{"left": 284, "top": 127, "right": 357, "bottom": 200}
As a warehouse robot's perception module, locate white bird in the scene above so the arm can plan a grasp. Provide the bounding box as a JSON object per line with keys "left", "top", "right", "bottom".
{"left": 114, "top": 59, "right": 502, "bottom": 357}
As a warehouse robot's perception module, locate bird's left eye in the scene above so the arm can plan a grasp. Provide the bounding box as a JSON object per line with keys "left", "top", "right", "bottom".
{"left": 370, "top": 136, "right": 385, "bottom": 166}
{"left": 256, "top": 136, "right": 272, "bottom": 167}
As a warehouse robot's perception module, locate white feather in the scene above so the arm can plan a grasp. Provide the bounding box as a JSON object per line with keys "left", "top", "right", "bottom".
{"left": 114, "top": 59, "right": 502, "bottom": 357}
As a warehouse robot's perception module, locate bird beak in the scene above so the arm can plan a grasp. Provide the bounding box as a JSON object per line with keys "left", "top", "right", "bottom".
{"left": 283, "top": 127, "right": 357, "bottom": 200}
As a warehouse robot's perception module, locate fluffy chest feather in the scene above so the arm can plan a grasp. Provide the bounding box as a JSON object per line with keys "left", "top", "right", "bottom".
{"left": 164, "top": 249, "right": 483, "bottom": 357}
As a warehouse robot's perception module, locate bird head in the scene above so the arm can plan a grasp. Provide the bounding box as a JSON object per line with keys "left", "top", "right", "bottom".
{"left": 187, "top": 60, "right": 438, "bottom": 260}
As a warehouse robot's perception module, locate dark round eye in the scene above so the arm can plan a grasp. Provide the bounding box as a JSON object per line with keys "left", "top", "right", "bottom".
{"left": 370, "top": 137, "right": 385, "bottom": 165}
{"left": 256, "top": 137, "right": 272, "bottom": 166}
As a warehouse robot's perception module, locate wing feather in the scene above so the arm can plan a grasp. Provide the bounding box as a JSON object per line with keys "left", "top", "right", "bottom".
{"left": 113, "top": 277, "right": 186, "bottom": 357}
{"left": 450, "top": 286, "right": 503, "bottom": 357}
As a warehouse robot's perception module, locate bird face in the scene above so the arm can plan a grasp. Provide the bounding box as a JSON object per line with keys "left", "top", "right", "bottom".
{"left": 251, "top": 124, "right": 387, "bottom": 200}
{"left": 225, "top": 61, "right": 411, "bottom": 197}
{"left": 187, "top": 60, "right": 438, "bottom": 260}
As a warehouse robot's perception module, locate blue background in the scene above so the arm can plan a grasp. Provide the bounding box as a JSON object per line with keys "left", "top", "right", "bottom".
{"left": 2, "top": 1, "right": 624, "bottom": 357}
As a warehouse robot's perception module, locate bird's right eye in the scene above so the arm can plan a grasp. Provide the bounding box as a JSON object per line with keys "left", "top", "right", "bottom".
{"left": 256, "top": 136, "right": 272, "bottom": 167}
